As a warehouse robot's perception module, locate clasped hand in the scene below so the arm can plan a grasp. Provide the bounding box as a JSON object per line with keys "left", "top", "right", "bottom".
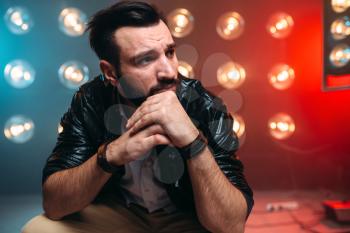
{"left": 106, "top": 91, "right": 198, "bottom": 166}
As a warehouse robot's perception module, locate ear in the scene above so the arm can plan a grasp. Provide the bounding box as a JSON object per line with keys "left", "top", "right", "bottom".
{"left": 100, "top": 60, "right": 119, "bottom": 87}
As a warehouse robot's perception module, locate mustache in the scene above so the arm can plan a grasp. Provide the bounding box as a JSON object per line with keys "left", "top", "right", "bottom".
{"left": 149, "top": 78, "right": 179, "bottom": 96}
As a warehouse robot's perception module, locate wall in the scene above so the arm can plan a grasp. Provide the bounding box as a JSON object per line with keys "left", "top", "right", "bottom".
{"left": 0, "top": 0, "right": 349, "bottom": 194}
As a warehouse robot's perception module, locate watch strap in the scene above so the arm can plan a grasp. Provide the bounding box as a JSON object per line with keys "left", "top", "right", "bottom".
{"left": 97, "top": 140, "right": 125, "bottom": 174}
{"left": 177, "top": 131, "right": 207, "bottom": 160}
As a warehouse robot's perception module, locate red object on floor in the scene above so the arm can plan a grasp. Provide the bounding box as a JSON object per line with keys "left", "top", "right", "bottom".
{"left": 323, "top": 200, "right": 350, "bottom": 222}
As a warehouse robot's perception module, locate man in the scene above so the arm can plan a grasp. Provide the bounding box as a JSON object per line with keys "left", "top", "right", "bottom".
{"left": 22, "top": 1, "right": 253, "bottom": 233}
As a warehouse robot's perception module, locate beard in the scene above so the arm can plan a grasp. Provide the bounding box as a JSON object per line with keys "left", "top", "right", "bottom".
{"left": 118, "top": 75, "right": 180, "bottom": 106}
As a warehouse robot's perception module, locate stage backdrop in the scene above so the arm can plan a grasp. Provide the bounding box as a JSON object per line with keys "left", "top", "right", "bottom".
{"left": 0, "top": 0, "right": 349, "bottom": 194}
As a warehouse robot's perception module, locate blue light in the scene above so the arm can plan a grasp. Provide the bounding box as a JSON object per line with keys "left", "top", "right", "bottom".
{"left": 58, "top": 8, "right": 87, "bottom": 37}
{"left": 4, "top": 6, "right": 34, "bottom": 34}
{"left": 4, "top": 60, "right": 35, "bottom": 88}
{"left": 4, "top": 115, "right": 35, "bottom": 143}
{"left": 58, "top": 61, "right": 89, "bottom": 89}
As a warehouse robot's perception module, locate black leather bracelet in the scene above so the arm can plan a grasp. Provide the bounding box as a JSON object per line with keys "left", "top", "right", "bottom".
{"left": 177, "top": 131, "right": 208, "bottom": 160}
{"left": 97, "top": 141, "right": 125, "bottom": 174}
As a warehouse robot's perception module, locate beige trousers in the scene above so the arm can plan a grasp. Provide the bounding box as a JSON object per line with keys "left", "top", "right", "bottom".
{"left": 21, "top": 194, "right": 209, "bottom": 233}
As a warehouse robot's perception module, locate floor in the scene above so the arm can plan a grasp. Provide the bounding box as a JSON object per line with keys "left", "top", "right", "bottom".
{"left": 1, "top": 190, "right": 349, "bottom": 233}
{"left": 246, "top": 190, "right": 350, "bottom": 233}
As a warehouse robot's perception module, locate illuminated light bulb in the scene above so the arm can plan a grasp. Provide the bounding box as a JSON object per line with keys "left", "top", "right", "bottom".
{"left": 329, "top": 44, "right": 350, "bottom": 67}
{"left": 58, "top": 123, "right": 63, "bottom": 134}
{"left": 216, "top": 12, "right": 244, "bottom": 40}
{"left": 331, "top": 16, "right": 350, "bottom": 40}
{"left": 267, "top": 12, "right": 294, "bottom": 39}
{"left": 4, "top": 115, "right": 35, "bottom": 143}
{"left": 58, "top": 61, "right": 89, "bottom": 89}
{"left": 178, "top": 61, "right": 195, "bottom": 78}
{"left": 232, "top": 114, "right": 245, "bottom": 138}
{"left": 4, "top": 60, "right": 35, "bottom": 88}
{"left": 332, "top": 0, "right": 350, "bottom": 13}
{"left": 58, "top": 8, "right": 87, "bottom": 37}
{"left": 217, "top": 61, "right": 246, "bottom": 89}
{"left": 268, "top": 64, "right": 295, "bottom": 90}
{"left": 4, "top": 6, "right": 34, "bottom": 34}
{"left": 268, "top": 113, "right": 295, "bottom": 140}
{"left": 167, "top": 8, "right": 194, "bottom": 38}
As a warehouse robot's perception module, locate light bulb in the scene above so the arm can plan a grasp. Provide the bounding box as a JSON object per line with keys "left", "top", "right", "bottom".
{"left": 58, "top": 61, "right": 89, "bottom": 89}
{"left": 267, "top": 12, "right": 294, "bottom": 39}
{"left": 167, "top": 8, "right": 194, "bottom": 38}
{"left": 4, "top": 6, "right": 34, "bottom": 34}
{"left": 268, "top": 113, "right": 295, "bottom": 140}
{"left": 58, "top": 8, "right": 87, "bottom": 36}
{"left": 4, "top": 60, "right": 35, "bottom": 88}
{"left": 216, "top": 12, "right": 244, "bottom": 40}
{"left": 268, "top": 64, "right": 295, "bottom": 90}
{"left": 331, "top": 16, "right": 350, "bottom": 40}
{"left": 332, "top": 0, "right": 350, "bottom": 13}
{"left": 329, "top": 44, "right": 350, "bottom": 67}
{"left": 4, "top": 115, "right": 35, "bottom": 143}
{"left": 232, "top": 113, "right": 245, "bottom": 138}
{"left": 178, "top": 61, "right": 195, "bottom": 78}
{"left": 217, "top": 61, "right": 246, "bottom": 89}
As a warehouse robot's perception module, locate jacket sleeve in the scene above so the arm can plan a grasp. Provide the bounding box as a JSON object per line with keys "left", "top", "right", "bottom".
{"left": 196, "top": 83, "right": 254, "bottom": 218}
{"left": 42, "top": 90, "right": 98, "bottom": 184}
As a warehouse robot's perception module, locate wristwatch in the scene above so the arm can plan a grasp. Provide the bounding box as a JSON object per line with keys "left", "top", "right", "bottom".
{"left": 97, "top": 141, "right": 125, "bottom": 175}
{"left": 177, "top": 131, "right": 208, "bottom": 160}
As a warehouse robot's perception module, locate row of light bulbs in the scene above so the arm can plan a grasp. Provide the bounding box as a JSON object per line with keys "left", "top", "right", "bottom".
{"left": 3, "top": 59, "right": 295, "bottom": 91}
{"left": 3, "top": 112, "right": 295, "bottom": 144}
{"left": 3, "top": 5, "right": 298, "bottom": 145}
{"left": 4, "top": 60, "right": 89, "bottom": 89}
{"left": 4, "top": 7, "right": 86, "bottom": 36}
{"left": 4, "top": 6, "right": 295, "bottom": 40}
{"left": 329, "top": 0, "right": 350, "bottom": 68}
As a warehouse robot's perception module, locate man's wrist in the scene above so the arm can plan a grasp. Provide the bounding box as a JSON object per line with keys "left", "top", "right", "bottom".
{"left": 177, "top": 131, "right": 208, "bottom": 160}
{"left": 97, "top": 141, "right": 125, "bottom": 174}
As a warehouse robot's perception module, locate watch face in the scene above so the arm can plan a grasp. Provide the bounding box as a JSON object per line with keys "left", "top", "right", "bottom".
{"left": 153, "top": 146, "right": 185, "bottom": 184}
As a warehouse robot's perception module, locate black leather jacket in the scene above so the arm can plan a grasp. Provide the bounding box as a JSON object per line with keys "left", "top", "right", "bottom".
{"left": 43, "top": 74, "right": 254, "bottom": 216}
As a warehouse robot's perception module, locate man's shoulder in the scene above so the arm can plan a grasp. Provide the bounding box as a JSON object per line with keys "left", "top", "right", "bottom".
{"left": 179, "top": 75, "right": 221, "bottom": 108}
{"left": 78, "top": 75, "right": 108, "bottom": 97}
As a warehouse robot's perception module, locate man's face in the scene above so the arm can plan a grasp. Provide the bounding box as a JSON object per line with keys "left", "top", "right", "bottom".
{"left": 114, "top": 20, "right": 179, "bottom": 103}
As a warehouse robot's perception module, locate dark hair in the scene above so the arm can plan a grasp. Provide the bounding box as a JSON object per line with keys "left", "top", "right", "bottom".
{"left": 86, "top": 1, "right": 166, "bottom": 72}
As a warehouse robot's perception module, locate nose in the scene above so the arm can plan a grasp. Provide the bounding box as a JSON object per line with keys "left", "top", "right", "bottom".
{"left": 156, "top": 55, "right": 177, "bottom": 81}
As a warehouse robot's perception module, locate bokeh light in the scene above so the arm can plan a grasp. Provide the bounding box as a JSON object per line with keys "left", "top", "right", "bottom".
{"left": 4, "top": 115, "right": 35, "bottom": 143}
{"left": 268, "top": 113, "right": 295, "bottom": 140}
{"left": 217, "top": 61, "right": 246, "bottom": 89}
{"left": 58, "top": 123, "right": 63, "bottom": 134}
{"left": 178, "top": 61, "right": 195, "bottom": 78}
{"left": 268, "top": 64, "right": 295, "bottom": 90}
{"left": 167, "top": 8, "right": 194, "bottom": 38}
{"left": 58, "top": 61, "right": 89, "bottom": 89}
{"left": 331, "top": 16, "right": 350, "bottom": 40}
{"left": 58, "top": 7, "right": 87, "bottom": 37}
{"left": 4, "top": 6, "right": 34, "bottom": 34}
{"left": 216, "top": 12, "right": 244, "bottom": 40}
{"left": 4, "top": 60, "right": 35, "bottom": 89}
{"left": 329, "top": 44, "right": 350, "bottom": 67}
{"left": 232, "top": 113, "right": 245, "bottom": 138}
{"left": 331, "top": 0, "right": 350, "bottom": 13}
{"left": 267, "top": 12, "right": 294, "bottom": 39}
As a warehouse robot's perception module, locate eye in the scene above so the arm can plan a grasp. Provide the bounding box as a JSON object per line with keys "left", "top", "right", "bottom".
{"left": 136, "top": 55, "right": 155, "bottom": 66}
{"left": 166, "top": 48, "right": 176, "bottom": 58}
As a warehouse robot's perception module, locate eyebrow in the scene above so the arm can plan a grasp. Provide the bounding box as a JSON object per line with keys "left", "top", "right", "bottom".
{"left": 130, "top": 43, "right": 177, "bottom": 63}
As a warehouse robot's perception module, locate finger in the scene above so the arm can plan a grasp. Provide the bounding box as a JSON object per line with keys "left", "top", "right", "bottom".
{"left": 126, "top": 101, "right": 160, "bottom": 129}
{"left": 142, "top": 124, "right": 165, "bottom": 137}
{"left": 130, "top": 111, "right": 159, "bottom": 135}
{"left": 142, "top": 134, "right": 171, "bottom": 149}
